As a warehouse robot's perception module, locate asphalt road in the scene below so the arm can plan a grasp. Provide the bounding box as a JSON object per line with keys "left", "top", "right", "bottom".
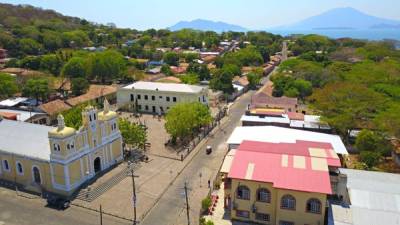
{"left": 0, "top": 190, "right": 131, "bottom": 225}
{"left": 140, "top": 91, "right": 254, "bottom": 225}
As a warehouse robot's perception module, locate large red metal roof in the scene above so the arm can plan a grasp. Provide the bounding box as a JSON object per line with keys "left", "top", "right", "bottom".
{"left": 238, "top": 140, "right": 341, "bottom": 167}
{"left": 228, "top": 140, "right": 335, "bottom": 194}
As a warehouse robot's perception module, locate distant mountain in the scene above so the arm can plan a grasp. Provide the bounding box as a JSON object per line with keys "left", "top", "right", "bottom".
{"left": 169, "top": 19, "right": 248, "bottom": 32}
{"left": 272, "top": 7, "right": 400, "bottom": 30}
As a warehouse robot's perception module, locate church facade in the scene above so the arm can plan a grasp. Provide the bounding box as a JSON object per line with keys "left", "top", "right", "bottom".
{"left": 0, "top": 100, "right": 123, "bottom": 197}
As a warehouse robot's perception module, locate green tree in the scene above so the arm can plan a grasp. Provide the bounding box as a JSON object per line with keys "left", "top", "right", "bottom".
{"left": 71, "top": 77, "right": 89, "bottom": 96}
{"left": 0, "top": 73, "right": 18, "bottom": 99}
{"left": 41, "top": 30, "right": 63, "bottom": 52}
{"left": 40, "top": 54, "right": 63, "bottom": 75}
{"left": 180, "top": 73, "right": 199, "bottom": 85}
{"left": 247, "top": 72, "right": 262, "bottom": 89}
{"left": 20, "top": 56, "right": 41, "bottom": 70}
{"left": 118, "top": 119, "right": 147, "bottom": 149}
{"left": 22, "top": 78, "right": 50, "bottom": 104}
{"left": 359, "top": 151, "right": 381, "bottom": 169}
{"left": 163, "top": 52, "right": 179, "bottom": 66}
{"left": 375, "top": 103, "right": 400, "bottom": 138}
{"left": 61, "top": 57, "right": 87, "bottom": 78}
{"left": 19, "top": 38, "right": 42, "bottom": 55}
{"left": 165, "top": 102, "right": 212, "bottom": 143}
{"left": 209, "top": 65, "right": 238, "bottom": 94}
{"left": 86, "top": 50, "right": 126, "bottom": 83}
{"left": 63, "top": 105, "right": 84, "bottom": 129}
{"left": 161, "top": 64, "right": 173, "bottom": 76}
{"left": 310, "top": 82, "right": 387, "bottom": 143}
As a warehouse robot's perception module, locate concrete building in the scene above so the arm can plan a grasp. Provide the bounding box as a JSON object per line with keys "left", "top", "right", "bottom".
{"left": 117, "top": 81, "right": 208, "bottom": 114}
{"left": 220, "top": 139, "right": 342, "bottom": 225}
{"left": 241, "top": 108, "right": 332, "bottom": 133}
{"left": 0, "top": 100, "right": 123, "bottom": 198}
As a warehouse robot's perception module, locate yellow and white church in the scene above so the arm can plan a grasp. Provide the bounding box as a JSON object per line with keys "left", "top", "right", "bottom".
{"left": 0, "top": 99, "right": 123, "bottom": 197}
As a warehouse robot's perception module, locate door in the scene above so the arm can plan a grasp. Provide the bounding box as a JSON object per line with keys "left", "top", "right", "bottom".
{"left": 33, "top": 167, "right": 41, "bottom": 184}
{"left": 94, "top": 157, "right": 101, "bottom": 173}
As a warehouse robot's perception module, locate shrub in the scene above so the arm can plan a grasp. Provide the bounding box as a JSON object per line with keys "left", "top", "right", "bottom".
{"left": 201, "top": 196, "right": 212, "bottom": 211}
{"left": 359, "top": 151, "right": 381, "bottom": 169}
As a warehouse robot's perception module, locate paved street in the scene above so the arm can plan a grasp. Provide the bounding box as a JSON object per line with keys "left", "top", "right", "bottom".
{"left": 0, "top": 91, "right": 253, "bottom": 225}
{"left": 0, "top": 188, "right": 130, "bottom": 225}
{"left": 141, "top": 91, "right": 254, "bottom": 225}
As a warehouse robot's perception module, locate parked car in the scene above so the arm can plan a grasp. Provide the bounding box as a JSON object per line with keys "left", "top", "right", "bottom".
{"left": 47, "top": 197, "right": 71, "bottom": 210}
{"left": 206, "top": 145, "right": 212, "bottom": 155}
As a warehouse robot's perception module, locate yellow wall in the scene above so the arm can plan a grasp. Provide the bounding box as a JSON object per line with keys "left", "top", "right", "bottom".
{"left": 53, "top": 163, "right": 65, "bottom": 186}
{"left": 230, "top": 179, "right": 326, "bottom": 225}
{"left": 0, "top": 154, "right": 52, "bottom": 192}
{"left": 0, "top": 106, "right": 122, "bottom": 197}
{"left": 68, "top": 159, "right": 82, "bottom": 186}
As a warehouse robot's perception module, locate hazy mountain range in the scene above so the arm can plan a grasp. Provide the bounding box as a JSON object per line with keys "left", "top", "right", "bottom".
{"left": 169, "top": 7, "right": 400, "bottom": 32}
{"left": 168, "top": 19, "right": 247, "bottom": 32}
{"left": 274, "top": 7, "right": 400, "bottom": 30}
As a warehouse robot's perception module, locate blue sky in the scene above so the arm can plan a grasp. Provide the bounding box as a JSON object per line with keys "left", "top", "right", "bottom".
{"left": 1, "top": 0, "right": 400, "bottom": 30}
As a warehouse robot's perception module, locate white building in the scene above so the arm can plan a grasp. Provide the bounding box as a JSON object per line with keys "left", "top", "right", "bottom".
{"left": 227, "top": 126, "right": 348, "bottom": 155}
{"left": 117, "top": 81, "right": 208, "bottom": 114}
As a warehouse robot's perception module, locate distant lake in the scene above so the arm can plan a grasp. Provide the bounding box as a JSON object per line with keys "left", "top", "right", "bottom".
{"left": 267, "top": 29, "right": 400, "bottom": 41}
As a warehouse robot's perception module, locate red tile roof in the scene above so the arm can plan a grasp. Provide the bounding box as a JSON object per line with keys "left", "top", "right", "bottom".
{"left": 251, "top": 93, "right": 298, "bottom": 110}
{"left": 287, "top": 112, "right": 305, "bottom": 121}
{"left": 228, "top": 140, "right": 337, "bottom": 194}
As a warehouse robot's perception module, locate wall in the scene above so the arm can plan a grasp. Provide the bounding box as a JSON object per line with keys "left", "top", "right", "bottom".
{"left": 117, "top": 88, "right": 208, "bottom": 113}
{"left": 230, "top": 179, "right": 326, "bottom": 225}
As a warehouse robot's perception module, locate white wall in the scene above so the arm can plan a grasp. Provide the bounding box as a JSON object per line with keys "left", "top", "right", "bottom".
{"left": 117, "top": 88, "right": 208, "bottom": 113}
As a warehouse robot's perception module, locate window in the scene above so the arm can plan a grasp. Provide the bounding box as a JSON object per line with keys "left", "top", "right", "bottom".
{"left": 255, "top": 213, "right": 270, "bottom": 222}
{"left": 2, "top": 160, "right": 10, "bottom": 171}
{"left": 138, "top": 105, "right": 142, "bottom": 110}
{"left": 235, "top": 210, "right": 249, "bottom": 218}
{"left": 237, "top": 185, "right": 250, "bottom": 200}
{"left": 67, "top": 144, "right": 70, "bottom": 150}
{"left": 306, "top": 198, "right": 322, "bottom": 214}
{"left": 89, "top": 115, "right": 92, "bottom": 122}
{"left": 53, "top": 144, "right": 60, "bottom": 152}
{"left": 137, "top": 94, "right": 141, "bottom": 99}
{"left": 279, "top": 221, "right": 294, "bottom": 225}
{"left": 130, "top": 94, "right": 134, "bottom": 101}
{"left": 151, "top": 95, "right": 155, "bottom": 101}
{"left": 203, "top": 95, "right": 206, "bottom": 102}
{"left": 173, "top": 97, "right": 177, "bottom": 102}
{"left": 257, "top": 188, "right": 271, "bottom": 203}
{"left": 93, "top": 114, "right": 96, "bottom": 120}
{"left": 145, "top": 105, "right": 149, "bottom": 110}
{"left": 166, "top": 96, "right": 170, "bottom": 102}
{"left": 160, "top": 107, "right": 164, "bottom": 112}
{"left": 159, "top": 96, "right": 162, "bottom": 99}
{"left": 145, "top": 95, "right": 148, "bottom": 100}
{"left": 16, "top": 162, "right": 23, "bottom": 175}
{"left": 281, "top": 195, "right": 296, "bottom": 210}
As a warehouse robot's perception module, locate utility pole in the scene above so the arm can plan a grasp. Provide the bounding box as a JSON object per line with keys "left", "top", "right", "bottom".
{"left": 99, "top": 205, "right": 103, "bottom": 225}
{"left": 131, "top": 170, "right": 137, "bottom": 225}
{"left": 128, "top": 161, "right": 139, "bottom": 225}
{"left": 184, "top": 182, "right": 190, "bottom": 225}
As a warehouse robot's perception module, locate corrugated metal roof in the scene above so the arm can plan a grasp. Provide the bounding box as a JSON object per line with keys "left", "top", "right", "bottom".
{"left": 0, "top": 119, "right": 52, "bottom": 161}
{"left": 228, "top": 150, "right": 332, "bottom": 194}
{"left": 227, "top": 126, "right": 348, "bottom": 155}
{"left": 0, "top": 97, "right": 28, "bottom": 107}
{"left": 330, "top": 169, "right": 400, "bottom": 225}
